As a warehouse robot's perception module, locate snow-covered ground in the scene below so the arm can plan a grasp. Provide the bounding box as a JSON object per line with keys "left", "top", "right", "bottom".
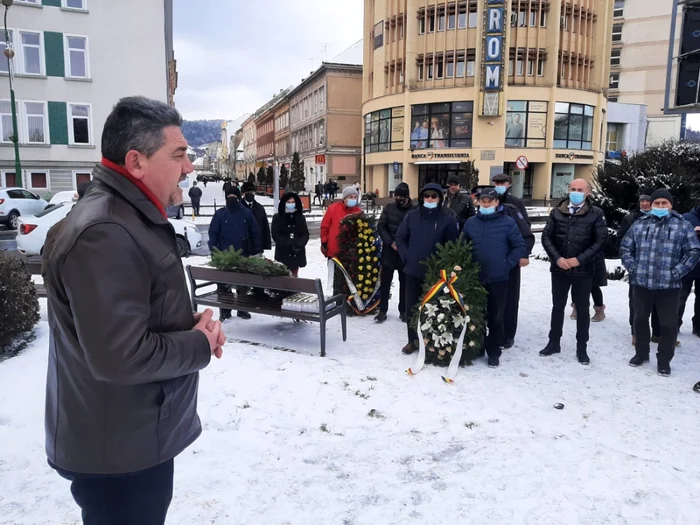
{"left": 2, "top": 241, "right": 700, "bottom": 524}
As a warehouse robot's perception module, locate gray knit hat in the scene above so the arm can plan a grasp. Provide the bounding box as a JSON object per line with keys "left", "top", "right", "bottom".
{"left": 342, "top": 186, "right": 359, "bottom": 199}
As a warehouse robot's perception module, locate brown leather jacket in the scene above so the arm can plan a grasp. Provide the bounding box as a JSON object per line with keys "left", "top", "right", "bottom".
{"left": 44, "top": 163, "right": 211, "bottom": 475}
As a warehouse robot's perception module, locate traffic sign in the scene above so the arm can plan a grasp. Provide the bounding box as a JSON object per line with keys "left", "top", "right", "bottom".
{"left": 515, "top": 155, "right": 529, "bottom": 170}
{"left": 393, "top": 161, "right": 400, "bottom": 174}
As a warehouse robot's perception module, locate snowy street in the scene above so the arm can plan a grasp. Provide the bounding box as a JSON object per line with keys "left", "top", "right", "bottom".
{"left": 2, "top": 238, "right": 700, "bottom": 524}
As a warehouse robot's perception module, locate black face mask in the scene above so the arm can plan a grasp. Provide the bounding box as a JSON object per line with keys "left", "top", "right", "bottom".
{"left": 244, "top": 193, "right": 255, "bottom": 203}
{"left": 226, "top": 196, "right": 240, "bottom": 210}
{"left": 396, "top": 197, "right": 410, "bottom": 208}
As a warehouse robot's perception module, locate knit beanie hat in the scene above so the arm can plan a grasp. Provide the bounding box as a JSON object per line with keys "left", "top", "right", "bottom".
{"left": 650, "top": 189, "right": 673, "bottom": 206}
{"left": 342, "top": 186, "right": 358, "bottom": 200}
{"left": 226, "top": 186, "right": 241, "bottom": 198}
{"left": 394, "top": 182, "right": 410, "bottom": 197}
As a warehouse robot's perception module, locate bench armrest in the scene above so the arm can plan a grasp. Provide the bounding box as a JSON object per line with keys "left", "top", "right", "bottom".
{"left": 324, "top": 293, "right": 345, "bottom": 307}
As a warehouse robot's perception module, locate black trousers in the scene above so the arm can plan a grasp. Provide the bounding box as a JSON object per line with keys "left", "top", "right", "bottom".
{"left": 628, "top": 285, "right": 660, "bottom": 336}
{"left": 53, "top": 459, "right": 174, "bottom": 525}
{"left": 570, "top": 285, "right": 603, "bottom": 307}
{"left": 633, "top": 286, "right": 680, "bottom": 366}
{"left": 191, "top": 200, "right": 200, "bottom": 216}
{"left": 678, "top": 276, "right": 700, "bottom": 331}
{"left": 217, "top": 284, "right": 249, "bottom": 318}
{"left": 314, "top": 194, "right": 322, "bottom": 205}
{"left": 379, "top": 263, "right": 406, "bottom": 315}
{"left": 485, "top": 280, "right": 508, "bottom": 358}
{"left": 549, "top": 273, "right": 593, "bottom": 349}
{"left": 503, "top": 266, "right": 521, "bottom": 341}
{"left": 405, "top": 274, "right": 424, "bottom": 345}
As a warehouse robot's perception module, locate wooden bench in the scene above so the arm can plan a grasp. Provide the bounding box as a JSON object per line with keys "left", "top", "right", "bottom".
{"left": 24, "top": 260, "right": 47, "bottom": 298}
{"left": 186, "top": 266, "right": 347, "bottom": 357}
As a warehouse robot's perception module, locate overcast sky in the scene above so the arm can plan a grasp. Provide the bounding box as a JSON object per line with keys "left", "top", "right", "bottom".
{"left": 173, "top": 0, "right": 363, "bottom": 121}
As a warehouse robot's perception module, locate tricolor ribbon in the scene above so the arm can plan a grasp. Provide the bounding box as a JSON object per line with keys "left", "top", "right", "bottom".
{"left": 330, "top": 257, "right": 381, "bottom": 314}
{"left": 407, "top": 269, "right": 469, "bottom": 384}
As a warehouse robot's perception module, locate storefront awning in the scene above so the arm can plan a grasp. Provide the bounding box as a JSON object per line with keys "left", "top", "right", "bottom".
{"left": 413, "top": 160, "right": 461, "bottom": 165}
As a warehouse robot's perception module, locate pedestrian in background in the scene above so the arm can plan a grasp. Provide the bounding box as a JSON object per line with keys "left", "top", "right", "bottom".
{"left": 271, "top": 192, "right": 309, "bottom": 277}
{"left": 443, "top": 174, "right": 475, "bottom": 230}
{"left": 395, "top": 183, "right": 459, "bottom": 355}
{"left": 188, "top": 180, "right": 202, "bottom": 216}
{"left": 241, "top": 181, "right": 271, "bottom": 252}
{"left": 621, "top": 189, "right": 700, "bottom": 376}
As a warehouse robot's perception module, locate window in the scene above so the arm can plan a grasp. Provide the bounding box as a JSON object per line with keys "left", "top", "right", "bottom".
{"left": 429, "top": 10, "right": 436, "bottom": 32}
{"left": 554, "top": 102, "right": 595, "bottom": 150}
{"left": 457, "top": 6, "right": 467, "bottom": 28}
{"left": 608, "top": 97, "right": 618, "bottom": 102}
{"left": 364, "top": 108, "right": 404, "bottom": 153}
{"left": 438, "top": 11, "right": 445, "bottom": 31}
{"left": 1, "top": 171, "right": 17, "bottom": 187}
{"left": 64, "top": 35, "right": 88, "bottom": 78}
{"left": 609, "top": 73, "right": 619, "bottom": 89}
{"left": 73, "top": 171, "right": 92, "bottom": 188}
{"left": 0, "top": 29, "right": 12, "bottom": 74}
{"left": 505, "top": 101, "right": 549, "bottom": 148}
{"left": 614, "top": 0, "right": 624, "bottom": 18}
{"left": 436, "top": 57, "right": 443, "bottom": 79}
{"left": 410, "top": 101, "right": 473, "bottom": 149}
{"left": 540, "top": 10, "right": 547, "bottom": 27}
{"left": 610, "top": 48, "right": 621, "bottom": 67}
{"left": 68, "top": 103, "right": 91, "bottom": 144}
{"left": 20, "top": 31, "right": 43, "bottom": 75}
{"left": 612, "top": 23, "right": 622, "bottom": 42}
{"left": 516, "top": 58, "right": 524, "bottom": 76}
{"left": 518, "top": 11, "right": 527, "bottom": 27}
{"left": 0, "top": 100, "right": 15, "bottom": 143}
{"left": 374, "top": 21, "right": 384, "bottom": 49}
{"left": 28, "top": 171, "right": 48, "bottom": 190}
{"left": 420, "top": 15, "right": 426, "bottom": 34}
{"left": 456, "top": 56, "right": 465, "bottom": 77}
{"left": 537, "top": 58, "right": 545, "bottom": 76}
{"left": 446, "top": 58, "right": 454, "bottom": 78}
{"left": 527, "top": 59, "right": 535, "bottom": 76}
{"left": 448, "top": 10, "right": 456, "bottom": 30}
{"left": 606, "top": 124, "right": 619, "bottom": 152}
{"left": 467, "top": 60, "right": 475, "bottom": 77}
{"left": 23, "top": 101, "right": 47, "bottom": 144}
{"left": 530, "top": 11, "right": 537, "bottom": 27}
{"left": 418, "top": 62, "right": 424, "bottom": 80}
{"left": 63, "top": 0, "right": 86, "bottom": 8}
{"left": 15, "top": 0, "right": 39, "bottom": 4}
{"left": 468, "top": 11, "right": 478, "bottom": 28}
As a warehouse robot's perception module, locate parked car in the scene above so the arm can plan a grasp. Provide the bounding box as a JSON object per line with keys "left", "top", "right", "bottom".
{"left": 16, "top": 202, "right": 203, "bottom": 257}
{"left": 48, "top": 191, "right": 79, "bottom": 206}
{"left": 0, "top": 187, "right": 49, "bottom": 230}
{"left": 166, "top": 204, "right": 185, "bottom": 219}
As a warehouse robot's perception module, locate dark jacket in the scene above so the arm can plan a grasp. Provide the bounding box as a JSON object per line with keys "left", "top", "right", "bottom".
{"left": 443, "top": 191, "right": 476, "bottom": 229}
{"left": 500, "top": 190, "right": 530, "bottom": 225}
{"left": 463, "top": 210, "right": 527, "bottom": 284}
{"left": 395, "top": 183, "right": 460, "bottom": 279}
{"left": 43, "top": 163, "right": 211, "bottom": 475}
{"left": 315, "top": 183, "right": 323, "bottom": 196}
{"left": 683, "top": 207, "right": 700, "bottom": 279}
{"left": 500, "top": 203, "right": 535, "bottom": 256}
{"left": 621, "top": 211, "right": 700, "bottom": 290}
{"left": 244, "top": 199, "right": 272, "bottom": 250}
{"left": 222, "top": 181, "right": 232, "bottom": 195}
{"left": 541, "top": 197, "right": 608, "bottom": 277}
{"left": 617, "top": 209, "right": 645, "bottom": 249}
{"left": 188, "top": 186, "right": 202, "bottom": 203}
{"left": 208, "top": 203, "right": 262, "bottom": 256}
{"left": 377, "top": 198, "right": 416, "bottom": 268}
{"left": 271, "top": 192, "right": 309, "bottom": 269}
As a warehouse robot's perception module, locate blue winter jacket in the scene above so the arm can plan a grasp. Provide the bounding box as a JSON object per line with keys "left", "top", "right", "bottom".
{"left": 395, "top": 183, "right": 459, "bottom": 279}
{"left": 620, "top": 211, "right": 700, "bottom": 290}
{"left": 208, "top": 203, "right": 262, "bottom": 256}
{"left": 683, "top": 207, "right": 700, "bottom": 279}
{"left": 463, "top": 208, "right": 527, "bottom": 284}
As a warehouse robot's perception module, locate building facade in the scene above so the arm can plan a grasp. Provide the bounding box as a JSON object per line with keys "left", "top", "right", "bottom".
{"left": 362, "top": 0, "right": 613, "bottom": 201}
{"left": 273, "top": 100, "right": 291, "bottom": 170}
{"left": 255, "top": 110, "right": 275, "bottom": 168}
{"left": 0, "top": 0, "right": 176, "bottom": 193}
{"left": 605, "top": 101, "right": 647, "bottom": 162}
{"left": 241, "top": 115, "right": 257, "bottom": 179}
{"left": 608, "top": 0, "right": 681, "bottom": 145}
{"left": 289, "top": 62, "right": 363, "bottom": 191}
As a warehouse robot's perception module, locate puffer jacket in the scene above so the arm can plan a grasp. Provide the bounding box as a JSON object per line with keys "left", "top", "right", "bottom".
{"left": 320, "top": 200, "right": 362, "bottom": 258}
{"left": 683, "top": 207, "right": 700, "bottom": 279}
{"left": 395, "top": 183, "right": 459, "bottom": 279}
{"left": 43, "top": 161, "right": 211, "bottom": 475}
{"left": 541, "top": 197, "right": 607, "bottom": 277}
{"left": 377, "top": 197, "right": 416, "bottom": 268}
{"left": 271, "top": 192, "right": 309, "bottom": 269}
{"left": 621, "top": 211, "right": 700, "bottom": 290}
{"left": 208, "top": 203, "right": 262, "bottom": 256}
{"left": 463, "top": 209, "right": 527, "bottom": 284}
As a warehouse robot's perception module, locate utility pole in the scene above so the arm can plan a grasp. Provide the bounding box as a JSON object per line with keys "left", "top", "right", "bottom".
{"left": 3, "top": 0, "right": 22, "bottom": 187}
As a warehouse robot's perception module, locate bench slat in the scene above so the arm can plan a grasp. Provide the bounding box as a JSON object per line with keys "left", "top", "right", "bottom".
{"left": 189, "top": 266, "right": 319, "bottom": 294}
{"left": 195, "top": 292, "right": 342, "bottom": 322}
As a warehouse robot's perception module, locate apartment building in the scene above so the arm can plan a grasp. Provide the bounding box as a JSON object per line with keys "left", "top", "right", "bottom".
{"left": 273, "top": 100, "right": 291, "bottom": 170}
{"left": 607, "top": 0, "right": 681, "bottom": 145}
{"left": 0, "top": 0, "right": 176, "bottom": 193}
{"left": 289, "top": 62, "right": 363, "bottom": 191}
{"left": 362, "top": 0, "right": 613, "bottom": 201}
{"left": 241, "top": 114, "right": 257, "bottom": 178}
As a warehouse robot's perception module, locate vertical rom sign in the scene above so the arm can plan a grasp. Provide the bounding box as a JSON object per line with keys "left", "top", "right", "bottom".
{"left": 481, "top": 0, "right": 507, "bottom": 117}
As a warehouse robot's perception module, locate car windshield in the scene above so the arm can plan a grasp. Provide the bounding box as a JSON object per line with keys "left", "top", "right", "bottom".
{"left": 35, "top": 204, "right": 65, "bottom": 218}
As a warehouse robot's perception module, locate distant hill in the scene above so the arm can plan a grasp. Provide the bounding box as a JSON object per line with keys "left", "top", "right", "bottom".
{"left": 182, "top": 120, "right": 223, "bottom": 147}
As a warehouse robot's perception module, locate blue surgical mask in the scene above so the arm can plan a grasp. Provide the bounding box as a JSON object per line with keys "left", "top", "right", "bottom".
{"left": 494, "top": 186, "right": 507, "bottom": 196}
{"left": 423, "top": 201, "right": 438, "bottom": 209}
{"left": 346, "top": 199, "right": 357, "bottom": 207}
{"left": 651, "top": 207, "right": 670, "bottom": 218}
{"left": 479, "top": 206, "right": 496, "bottom": 215}
{"left": 285, "top": 203, "right": 296, "bottom": 213}
{"left": 569, "top": 192, "right": 585, "bottom": 206}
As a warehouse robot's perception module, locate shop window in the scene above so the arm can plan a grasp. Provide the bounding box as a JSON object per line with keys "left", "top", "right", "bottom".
{"left": 553, "top": 102, "right": 595, "bottom": 150}
{"left": 364, "top": 107, "right": 405, "bottom": 152}
{"left": 410, "top": 101, "right": 473, "bottom": 149}
{"left": 505, "top": 101, "right": 549, "bottom": 148}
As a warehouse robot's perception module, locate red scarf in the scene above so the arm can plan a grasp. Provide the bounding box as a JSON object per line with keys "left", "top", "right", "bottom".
{"left": 101, "top": 158, "right": 167, "bottom": 218}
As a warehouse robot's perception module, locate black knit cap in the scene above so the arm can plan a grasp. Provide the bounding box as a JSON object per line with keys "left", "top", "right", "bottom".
{"left": 241, "top": 181, "right": 256, "bottom": 193}
{"left": 651, "top": 188, "right": 673, "bottom": 206}
{"left": 446, "top": 174, "right": 461, "bottom": 185}
{"left": 226, "top": 186, "right": 241, "bottom": 198}
{"left": 394, "top": 182, "right": 410, "bottom": 197}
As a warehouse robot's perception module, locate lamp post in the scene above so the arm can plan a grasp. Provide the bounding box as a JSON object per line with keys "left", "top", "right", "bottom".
{"left": 3, "top": 0, "right": 21, "bottom": 187}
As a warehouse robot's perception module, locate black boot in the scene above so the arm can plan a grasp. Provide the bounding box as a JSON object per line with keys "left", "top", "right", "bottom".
{"left": 577, "top": 348, "right": 590, "bottom": 366}
{"left": 539, "top": 342, "right": 561, "bottom": 357}
{"left": 658, "top": 364, "right": 671, "bottom": 377}
{"left": 503, "top": 338, "right": 515, "bottom": 349}
{"left": 401, "top": 342, "right": 417, "bottom": 355}
{"left": 237, "top": 311, "right": 252, "bottom": 320}
{"left": 629, "top": 354, "right": 649, "bottom": 367}
{"left": 374, "top": 311, "right": 387, "bottom": 323}
{"left": 399, "top": 312, "right": 407, "bottom": 323}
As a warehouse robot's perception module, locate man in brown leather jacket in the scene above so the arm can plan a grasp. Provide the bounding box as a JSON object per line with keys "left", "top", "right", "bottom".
{"left": 43, "top": 96, "right": 225, "bottom": 525}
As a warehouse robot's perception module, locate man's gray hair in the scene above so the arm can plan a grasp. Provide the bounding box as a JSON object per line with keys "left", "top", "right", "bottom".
{"left": 102, "top": 96, "right": 183, "bottom": 165}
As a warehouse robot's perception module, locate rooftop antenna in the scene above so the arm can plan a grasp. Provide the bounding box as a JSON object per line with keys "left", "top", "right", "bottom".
{"left": 320, "top": 43, "right": 329, "bottom": 62}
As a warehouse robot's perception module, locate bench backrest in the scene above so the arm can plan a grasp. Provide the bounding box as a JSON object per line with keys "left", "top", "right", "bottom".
{"left": 25, "top": 261, "right": 43, "bottom": 275}
{"left": 187, "top": 265, "right": 323, "bottom": 296}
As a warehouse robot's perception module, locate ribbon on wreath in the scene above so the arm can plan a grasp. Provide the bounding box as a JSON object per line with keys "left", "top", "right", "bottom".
{"left": 406, "top": 269, "right": 470, "bottom": 384}
{"left": 330, "top": 257, "right": 382, "bottom": 315}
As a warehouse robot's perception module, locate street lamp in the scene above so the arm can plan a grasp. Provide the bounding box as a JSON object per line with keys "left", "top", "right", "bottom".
{"left": 3, "top": 0, "right": 22, "bottom": 187}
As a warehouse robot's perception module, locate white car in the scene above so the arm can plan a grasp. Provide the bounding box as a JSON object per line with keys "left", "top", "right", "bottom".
{"left": 0, "top": 187, "right": 49, "bottom": 230}
{"left": 49, "top": 191, "right": 80, "bottom": 206}
{"left": 16, "top": 202, "right": 203, "bottom": 257}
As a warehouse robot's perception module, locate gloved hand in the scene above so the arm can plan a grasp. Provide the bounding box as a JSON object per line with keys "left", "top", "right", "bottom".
{"left": 321, "top": 243, "right": 328, "bottom": 256}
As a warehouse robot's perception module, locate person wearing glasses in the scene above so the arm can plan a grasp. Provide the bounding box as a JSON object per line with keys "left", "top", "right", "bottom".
{"left": 395, "top": 183, "right": 459, "bottom": 355}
